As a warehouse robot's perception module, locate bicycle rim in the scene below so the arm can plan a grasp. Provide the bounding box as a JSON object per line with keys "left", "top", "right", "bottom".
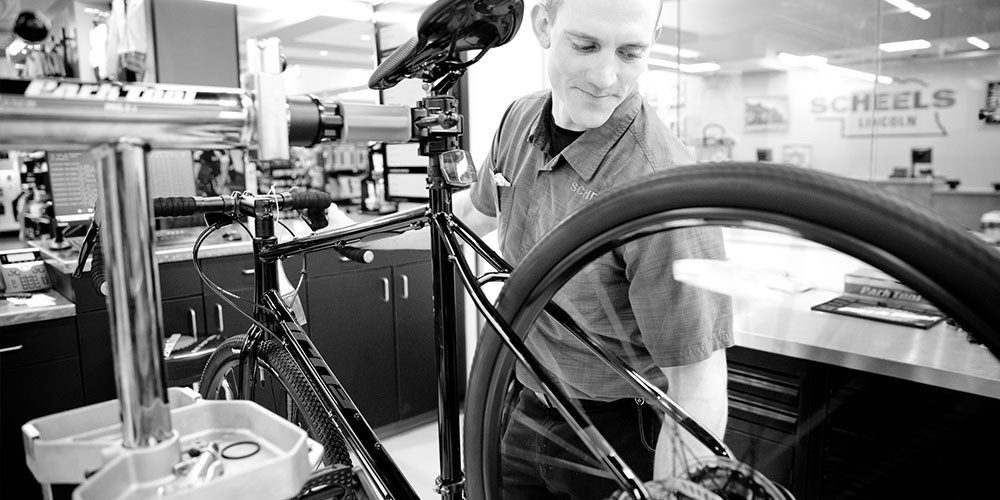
{"left": 200, "top": 334, "right": 353, "bottom": 468}
{"left": 464, "top": 162, "right": 1000, "bottom": 499}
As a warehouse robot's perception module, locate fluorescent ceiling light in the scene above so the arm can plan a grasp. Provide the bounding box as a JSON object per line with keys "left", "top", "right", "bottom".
{"left": 967, "top": 36, "right": 990, "bottom": 50}
{"left": 651, "top": 44, "right": 699, "bottom": 59}
{"left": 648, "top": 58, "right": 720, "bottom": 74}
{"left": 777, "top": 52, "right": 827, "bottom": 68}
{"left": 822, "top": 64, "right": 893, "bottom": 85}
{"left": 883, "top": 0, "right": 931, "bottom": 20}
{"left": 779, "top": 52, "right": 891, "bottom": 84}
{"left": 203, "top": 0, "right": 373, "bottom": 21}
{"left": 680, "top": 62, "right": 720, "bottom": 73}
{"left": 879, "top": 39, "right": 931, "bottom": 52}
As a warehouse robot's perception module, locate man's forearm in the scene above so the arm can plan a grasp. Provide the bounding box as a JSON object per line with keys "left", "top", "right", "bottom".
{"left": 653, "top": 349, "right": 729, "bottom": 479}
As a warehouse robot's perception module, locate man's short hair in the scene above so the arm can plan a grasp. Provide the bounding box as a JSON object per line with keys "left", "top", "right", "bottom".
{"left": 540, "top": 0, "right": 663, "bottom": 32}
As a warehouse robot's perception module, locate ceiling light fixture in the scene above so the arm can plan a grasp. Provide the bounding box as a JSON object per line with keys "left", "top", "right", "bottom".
{"left": 203, "top": 0, "right": 373, "bottom": 21}
{"left": 648, "top": 58, "right": 720, "bottom": 74}
{"left": 967, "top": 36, "right": 990, "bottom": 50}
{"left": 882, "top": 0, "right": 931, "bottom": 20}
{"left": 651, "top": 44, "right": 699, "bottom": 59}
{"left": 878, "top": 39, "right": 931, "bottom": 52}
{"left": 777, "top": 52, "right": 827, "bottom": 68}
{"left": 823, "top": 65, "right": 893, "bottom": 85}
{"left": 778, "top": 52, "right": 892, "bottom": 84}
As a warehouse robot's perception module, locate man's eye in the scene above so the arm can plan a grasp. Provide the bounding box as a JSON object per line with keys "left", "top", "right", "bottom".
{"left": 619, "top": 50, "right": 642, "bottom": 61}
{"left": 572, "top": 43, "right": 597, "bottom": 53}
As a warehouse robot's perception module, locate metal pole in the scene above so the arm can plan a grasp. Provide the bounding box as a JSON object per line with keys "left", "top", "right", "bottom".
{"left": 428, "top": 161, "right": 464, "bottom": 500}
{"left": 93, "top": 138, "right": 172, "bottom": 448}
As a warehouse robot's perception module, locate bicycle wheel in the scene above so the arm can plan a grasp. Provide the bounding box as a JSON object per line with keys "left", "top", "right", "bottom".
{"left": 200, "top": 334, "right": 353, "bottom": 479}
{"left": 465, "top": 162, "right": 1000, "bottom": 499}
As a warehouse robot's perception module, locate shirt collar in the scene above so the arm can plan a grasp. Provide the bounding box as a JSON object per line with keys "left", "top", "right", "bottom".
{"left": 527, "top": 90, "right": 642, "bottom": 182}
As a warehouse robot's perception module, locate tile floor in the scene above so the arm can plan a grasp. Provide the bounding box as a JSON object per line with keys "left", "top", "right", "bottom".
{"left": 380, "top": 420, "right": 446, "bottom": 500}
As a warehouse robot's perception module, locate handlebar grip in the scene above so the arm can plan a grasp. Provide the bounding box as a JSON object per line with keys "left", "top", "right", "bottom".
{"left": 283, "top": 189, "right": 333, "bottom": 211}
{"left": 153, "top": 197, "right": 199, "bottom": 217}
{"left": 336, "top": 246, "right": 374, "bottom": 264}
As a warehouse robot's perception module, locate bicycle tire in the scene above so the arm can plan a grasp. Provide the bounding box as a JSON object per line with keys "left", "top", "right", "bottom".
{"left": 200, "top": 334, "right": 353, "bottom": 470}
{"left": 464, "top": 162, "right": 1000, "bottom": 499}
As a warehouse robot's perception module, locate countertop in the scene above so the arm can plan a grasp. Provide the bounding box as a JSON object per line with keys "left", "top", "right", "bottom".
{"left": 723, "top": 228, "right": 1000, "bottom": 400}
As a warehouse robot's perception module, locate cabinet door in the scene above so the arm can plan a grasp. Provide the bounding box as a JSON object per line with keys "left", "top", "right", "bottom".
{"left": 306, "top": 267, "right": 398, "bottom": 428}
{"left": 1, "top": 357, "right": 85, "bottom": 500}
{"left": 78, "top": 296, "right": 205, "bottom": 404}
{"left": 393, "top": 261, "right": 437, "bottom": 420}
{"left": 203, "top": 289, "right": 253, "bottom": 338}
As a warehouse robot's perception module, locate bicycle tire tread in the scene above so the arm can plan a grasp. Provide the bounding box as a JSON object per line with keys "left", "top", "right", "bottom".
{"left": 200, "top": 335, "right": 353, "bottom": 471}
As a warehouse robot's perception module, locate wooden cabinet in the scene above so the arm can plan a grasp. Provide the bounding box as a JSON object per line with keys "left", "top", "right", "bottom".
{"left": 0, "top": 318, "right": 84, "bottom": 500}
{"left": 305, "top": 250, "right": 451, "bottom": 432}
{"left": 72, "top": 255, "right": 288, "bottom": 404}
{"left": 308, "top": 266, "right": 398, "bottom": 428}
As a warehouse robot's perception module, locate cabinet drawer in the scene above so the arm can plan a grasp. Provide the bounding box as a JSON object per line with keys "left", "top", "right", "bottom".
{"left": 73, "top": 260, "right": 201, "bottom": 313}
{"left": 0, "top": 317, "right": 77, "bottom": 369}
{"left": 199, "top": 254, "right": 304, "bottom": 294}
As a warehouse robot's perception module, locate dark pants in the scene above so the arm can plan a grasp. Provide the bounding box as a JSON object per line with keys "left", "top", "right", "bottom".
{"left": 501, "top": 388, "right": 660, "bottom": 500}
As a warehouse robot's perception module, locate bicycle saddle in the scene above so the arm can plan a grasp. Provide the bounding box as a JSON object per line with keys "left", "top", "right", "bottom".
{"left": 368, "top": 0, "right": 523, "bottom": 92}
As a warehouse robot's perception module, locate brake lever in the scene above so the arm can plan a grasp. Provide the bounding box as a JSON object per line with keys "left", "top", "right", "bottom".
{"left": 72, "top": 218, "right": 100, "bottom": 279}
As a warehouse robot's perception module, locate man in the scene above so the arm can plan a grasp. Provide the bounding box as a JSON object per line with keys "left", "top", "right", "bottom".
{"left": 454, "top": 0, "right": 733, "bottom": 498}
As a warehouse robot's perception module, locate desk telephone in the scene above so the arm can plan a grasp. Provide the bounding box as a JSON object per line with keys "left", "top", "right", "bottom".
{"left": 0, "top": 249, "right": 52, "bottom": 293}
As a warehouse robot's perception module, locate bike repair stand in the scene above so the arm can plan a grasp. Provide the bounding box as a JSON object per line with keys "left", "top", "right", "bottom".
{"left": 20, "top": 39, "right": 319, "bottom": 500}
{"left": 413, "top": 86, "right": 474, "bottom": 500}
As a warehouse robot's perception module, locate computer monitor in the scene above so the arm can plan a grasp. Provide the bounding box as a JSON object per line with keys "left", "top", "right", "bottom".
{"left": 383, "top": 143, "right": 428, "bottom": 202}
{"left": 47, "top": 150, "right": 197, "bottom": 223}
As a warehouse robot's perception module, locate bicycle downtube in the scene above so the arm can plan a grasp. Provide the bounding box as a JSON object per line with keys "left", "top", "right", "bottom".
{"left": 259, "top": 290, "right": 420, "bottom": 500}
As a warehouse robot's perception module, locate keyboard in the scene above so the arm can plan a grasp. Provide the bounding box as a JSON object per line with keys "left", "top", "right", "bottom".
{"left": 811, "top": 295, "right": 946, "bottom": 329}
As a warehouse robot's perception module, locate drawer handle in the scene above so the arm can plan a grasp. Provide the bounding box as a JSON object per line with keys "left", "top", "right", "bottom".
{"left": 241, "top": 269, "right": 255, "bottom": 276}
{"left": 401, "top": 274, "right": 409, "bottom": 300}
{"left": 189, "top": 308, "right": 199, "bottom": 340}
{"left": 0, "top": 344, "right": 24, "bottom": 354}
{"left": 381, "top": 277, "right": 390, "bottom": 303}
{"left": 215, "top": 303, "right": 225, "bottom": 333}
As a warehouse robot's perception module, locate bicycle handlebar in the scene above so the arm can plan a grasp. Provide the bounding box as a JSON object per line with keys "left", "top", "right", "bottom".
{"left": 79, "top": 190, "right": 334, "bottom": 296}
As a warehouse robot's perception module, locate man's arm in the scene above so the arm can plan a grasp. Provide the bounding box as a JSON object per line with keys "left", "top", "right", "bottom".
{"left": 653, "top": 348, "right": 729, "bottom": 479}
{"left": 453, "top": 189, "right": 497, "bottom": 237}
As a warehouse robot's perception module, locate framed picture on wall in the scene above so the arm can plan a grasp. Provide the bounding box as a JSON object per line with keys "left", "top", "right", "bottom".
{"left": 782, "top": 144, "right": 813, "bottom": 168}
{"left": 745, "top": 96, "right": 789, "bottom": 132}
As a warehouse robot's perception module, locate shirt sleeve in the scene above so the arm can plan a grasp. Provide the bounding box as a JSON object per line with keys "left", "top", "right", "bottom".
{"left": 622, "top": 226, "right": 734, "bottom": 367}
{"left": 469, "top": 100, "right": 519, "bottom": 218}
{"left": 469, "top": 145, "right": 498, "bottom": 217}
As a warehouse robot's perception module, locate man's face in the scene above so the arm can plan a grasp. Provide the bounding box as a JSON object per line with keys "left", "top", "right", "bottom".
{"left": 534, "top": 0, "right": 660, "bottom": 130}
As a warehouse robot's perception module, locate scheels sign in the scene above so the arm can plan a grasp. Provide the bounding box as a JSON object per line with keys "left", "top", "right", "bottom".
{"left": 811, "top": 79, "right": 956, "bottom": 138}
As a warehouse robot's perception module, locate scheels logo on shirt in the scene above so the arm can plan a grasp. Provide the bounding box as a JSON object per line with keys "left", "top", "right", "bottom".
{"left": 570, "top": 181, "right": 599, "bottom": 200}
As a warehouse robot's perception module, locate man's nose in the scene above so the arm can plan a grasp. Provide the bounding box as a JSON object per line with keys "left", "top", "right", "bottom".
{"left": 586, "top": 52, "right": 618, "bottom": 90}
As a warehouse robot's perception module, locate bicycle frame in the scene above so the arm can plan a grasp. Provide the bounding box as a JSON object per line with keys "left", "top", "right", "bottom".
{"left": 240, "top": 144, "right": 731, "bottom": 498}
{"left": 2, "top": 42, "right": 732, "bottom": 500}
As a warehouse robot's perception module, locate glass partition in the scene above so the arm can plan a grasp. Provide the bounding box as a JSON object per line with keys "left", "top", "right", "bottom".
{"left": 649, "top": 0, "right": 1000, "bottom": 231}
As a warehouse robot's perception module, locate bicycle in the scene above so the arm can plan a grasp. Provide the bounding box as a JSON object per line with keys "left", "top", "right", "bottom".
{"left": 9, "top": 0, "right": 1000, "bottom": 498}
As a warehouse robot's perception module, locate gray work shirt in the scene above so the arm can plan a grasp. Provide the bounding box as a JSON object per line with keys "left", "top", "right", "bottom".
{"left": 471, "top": 89, "right": 733, "bottom": 401}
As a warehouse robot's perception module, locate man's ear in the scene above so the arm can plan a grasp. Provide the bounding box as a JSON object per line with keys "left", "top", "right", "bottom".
{"left": 530, "top": 3, "right": 552, "bottom": 49}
